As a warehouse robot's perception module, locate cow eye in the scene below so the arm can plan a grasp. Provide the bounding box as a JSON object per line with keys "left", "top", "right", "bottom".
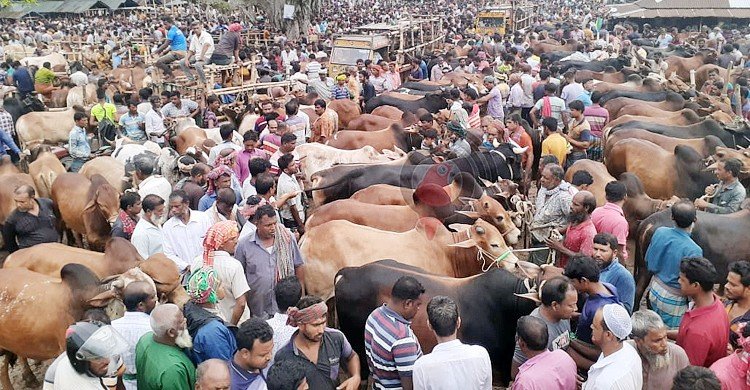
{"left": 476, "top": 226, "right": 485, "bottom": 235}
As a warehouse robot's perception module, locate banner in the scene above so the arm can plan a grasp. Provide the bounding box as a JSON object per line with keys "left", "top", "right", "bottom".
{"left": 283, "top": 4, "right": 295, "bottom": 19}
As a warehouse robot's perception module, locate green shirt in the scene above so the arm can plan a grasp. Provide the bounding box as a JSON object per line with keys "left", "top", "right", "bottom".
{"left": 91, "top": 102, "right": 117, "bottom": 122}
{"left": 135, "top": 332, "right": 196, "bottom": 390}
{"left": 34, "top": 67, "right": 56, "bottom": 84}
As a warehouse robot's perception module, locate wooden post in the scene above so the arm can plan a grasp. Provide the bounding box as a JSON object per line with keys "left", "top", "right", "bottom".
{"left": 690, "top": 69, "right": 696, "bottom": 90}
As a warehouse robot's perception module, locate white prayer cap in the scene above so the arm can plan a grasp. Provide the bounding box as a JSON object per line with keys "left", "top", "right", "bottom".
{"left": 602, "top": 304, "right": 632, "bottom": 340}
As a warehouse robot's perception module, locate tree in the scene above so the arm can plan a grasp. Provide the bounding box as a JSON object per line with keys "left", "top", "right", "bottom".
{"left": 244, "top": 0, "right": 322, "bottom": 40}
{"left": 0, "top": 0, "right": 36, "bottom": 8}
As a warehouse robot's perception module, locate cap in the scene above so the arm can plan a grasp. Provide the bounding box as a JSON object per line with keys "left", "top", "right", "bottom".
{"left": 484, "top": 76, "right": 496, "bottom": 84}
{"left": 602, "top": 304, "right": 632, "bottom": 340}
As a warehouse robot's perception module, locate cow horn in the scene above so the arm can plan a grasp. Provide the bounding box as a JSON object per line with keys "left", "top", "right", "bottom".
{"left": 392, "top": 146, "right": 407, "bottom": 156}
{"left": 512, "top": 146, "right": 528, "bottom": 155}
{"left": 457, "top": 196, "right": 474, "bottom": 205}
{"left": 448, "top": 223, "right": 474, "bottom": 232}
{"left": 479, "top": 178, "right": 494, "bottom": 187}
{"left": 514, "top": 292, "right": 542, "bottom": 304}
{"left": 448, "top": 238, "right": 478, "bottom": 248}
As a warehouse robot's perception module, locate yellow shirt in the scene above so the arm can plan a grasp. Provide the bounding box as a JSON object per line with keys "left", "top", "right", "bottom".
{"left": 34, "top": 67, "right": 56, "bottom": 84}
{"left": 542, "top": 132, "right": 570, "bottom": 167}
{"left": 91, "top": 102, "right": 117, "bottom": 122}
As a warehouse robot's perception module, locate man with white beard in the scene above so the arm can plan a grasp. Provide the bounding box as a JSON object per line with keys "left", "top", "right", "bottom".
{"left": 135, "top": 303, "right": 197, "bottom": 390}
{"left": 626, "top": 310, "right": 689, "bottom": 390}
{"left": 131, "top": 194, "right": 166, "bottom": 259}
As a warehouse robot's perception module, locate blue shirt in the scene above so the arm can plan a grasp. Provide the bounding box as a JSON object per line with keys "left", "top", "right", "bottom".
{"left": 577, "top": 91, "right": 593, "bottom": 107}
{"left": 167, "top": 25, "right": 187, "bottom": 51}
{"left": 229, "top": 360, "right": 266, "bottom": 390}
{"left": 13, "top": 66, "right": 34, "bottom": 93}
{"left": 119, "top": 112, "right": 146, "bottom": 141}
{"left": 68, "top": 125, "right": 90, "bottom": 159}
{"left": 191, "top": 320, "right": 237, "bottom": 365}
{"left": 576, "top": 282, "right": 619, "bottom": 344}
{"left": 0, "top": 130, "right": 20, "bottom": 156}
{"left": 646, "top": 227, "right": 703, "bottom": 290}
{"left": 198, "top": 189, "right": 241, "bottom": 212}
{"left": 600, "top": 259, "right": 636, "bottom": 314}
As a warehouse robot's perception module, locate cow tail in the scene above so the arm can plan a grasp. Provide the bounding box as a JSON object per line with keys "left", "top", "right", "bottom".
{"left": 39, "top": 171, "right": 56, "bottom": 197}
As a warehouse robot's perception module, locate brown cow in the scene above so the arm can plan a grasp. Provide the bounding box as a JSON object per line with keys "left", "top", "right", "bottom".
{"left": 79, "top": 156, "right": 128, "bottom": 193}
{"left": 604, "top": 96, "right": 684, "bottom": 119}
{"left": 4, "top": 237, "right": 144, "bottom": 278}
{"left": 603, "top": 109, "right": 702, "bottom": 136}
{"left": 0, "top": 173, "right": 36, "bottom": 225}
{"left": 665, "top": 51, "right": 717, "bottom": 81}
{"left": 0, "top": 264, "right": 114, "bottom": 390}
{"left": 140, "top": 253, "right": 190, "bottom": 307}
{"left": 605, "top": 129, "right": 725, "bottom": 159}
{"left": 328, "top": 99, "right": 361, "bottom": 128}
{"left": 325, "top": 125, "right": 422, "bottom": 151}
{"left": 173, "top": 126, "right": 210, "bottom": 158}
{"left": 300, "top": 217, "right": 518, "bottom": 299}
{"left": 28, "top": 151, "right": 65, "bottom": 199}
{"left": 51, "top": 173, "right": 120, "bottom": 250}
{"left": 592, "top": 77, "right": 664, "bottom": 94}
{"left": 575, "top": 69, "right": 627, "bottom": 84}
{"left": 346, "top": 111, "right": 418, "bottom": 132}
{"left": 371, "top": 105, "right": 404, "bottom": 120}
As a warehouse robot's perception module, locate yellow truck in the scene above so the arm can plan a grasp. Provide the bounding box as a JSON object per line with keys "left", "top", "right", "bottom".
{"left": 329, "top": 35, "right": 391, "bottom": 77}
{"left": 474, "top": 3, "right": 536, "bottom": 36}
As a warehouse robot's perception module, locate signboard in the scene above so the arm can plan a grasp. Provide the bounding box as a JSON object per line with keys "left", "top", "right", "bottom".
{"left": 283, "top": 4, "right": 295, "bottom": 19}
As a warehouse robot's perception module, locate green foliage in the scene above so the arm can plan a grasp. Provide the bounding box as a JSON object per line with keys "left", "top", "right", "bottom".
{"left": 0, "top": 0, "right": 36, "bottom": 8}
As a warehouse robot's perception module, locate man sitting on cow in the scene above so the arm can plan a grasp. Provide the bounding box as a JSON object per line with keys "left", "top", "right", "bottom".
{"left": 529, "top": 163, "right": 573, "bottom": 264}
{"left": 111, "top": 191, "right": 141, "bottom": 240}
{"left": 627, "top": 309, "right": 690, "bottom": 389}
{"left": 594, "top": 233, "right": 636, "bottom": 314}
{"left": 695, "top": 158, "right": 746, "bottom": 214}
{"left": 645, "top": 201, "right": 703, "bottom": 329}
{"left": 34, "top": 61, "right": 58, "bottom": 99}
{"left": 2, "top": 184, "right": 59, "bottom": 254}
{"left": 545, "top": 190, "right": 598, "bottom": 268}
{"left": 68, "top": 112, "right": 91, "bottom": 172}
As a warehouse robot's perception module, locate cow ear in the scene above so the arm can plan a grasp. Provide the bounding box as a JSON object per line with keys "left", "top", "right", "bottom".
{"left": 87, "top": 289, "right": 118, "bottom": 308}
{"left": 448, "top": 238, "right": 478, "bottom": 248}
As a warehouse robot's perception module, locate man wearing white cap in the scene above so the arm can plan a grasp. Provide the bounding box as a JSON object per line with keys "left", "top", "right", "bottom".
{"left": 584, "top": 303, "right": 643, "bottom": 390}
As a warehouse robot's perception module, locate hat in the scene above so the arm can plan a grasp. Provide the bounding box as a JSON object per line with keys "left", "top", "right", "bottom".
{"left": 446, "top": 121, "right": 466, "bottom": 138}
{"left": 483, "top": 75, "right": 496, "bottom": 84}
{"left": 336, "top": 74, "right": 347, "bottom": 81}
{"left": 602, "top": 304, "right": 632, "bottom": 340}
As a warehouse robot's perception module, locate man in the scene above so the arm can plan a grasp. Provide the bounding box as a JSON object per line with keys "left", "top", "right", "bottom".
{"left": 672, "top": 366, "right": 722, "bottom": 390}
{"left": 90, "top": 89, "right": 117, "bottom": 145}
{"left": 2, "top": 185, "right": 58, "bottom": 253}
{"left": 235, "top": 205, "right": 306, "bottom": 319}
{"left": 583, "top": 91, "right": 609, "bottom": 161}
{"left": 68, "top": 112, "right": 91, "bottom": 172}
{"left": 207, "top": 188, "right": 246, "bottom": 226}
{"left": 443, "top": 122, "right": 471, "bottom": 158}
{"left": 208, "top": 124, "right": 243, "bottom": 166}
{"left": 541, "top": 117, "right": 568, "bottom": 167}
{"left": 503, "top": 114, "right": 534, "bottom": 185}
{"left": 584, "top": 304, "right": 643, "bottom": 389}
{"left": 447, "top": 89, "right": 469, "bottom": 131}
{"left": 230, "top": 318, "right": 274, "bottom": 390}
{"left": 277, "top": 154, "right": 305, "bottom": 232}
{"left": 285, "top": 99, "right": 309, "bottom": 146}
{"left": 281, "top": 45, "right": 298, "bottom": 72}
{"left": 512, "top": 315, "right": 577, "bottom": 390}
{"left": 561, "top": 70, "right": 586, "bottom": 107}
{"left": 112, "top": 281, "right": 158, "bottom": 390}
{"left": 210, "top": 22, "right": 242, "bottom": 66}
{"left": 695, "top": 158, "right": 746, "bottom": 214}
{"left": 242, "top": 158, "right": 272, "bottom": 201}
{"left": 176, "top": 163, "right": 210, "bottom": 210}
{"left": 254, "top": 101, "right": 281, "bottom": 134}
{"left": 677, "top": 257, "right": 729, "bottom": 367}
{"left": 268, "top": 276, "right": 303, "bottom": 360}
{"left": 136, "top": 303, "right": 196, "bottom": 390}
{"left": 564, "top": 100, "right": 593, "bottom": 167}
{"left": 181, "top": 21, "right": 214, "bottom": 86}
{"left": 131, "top": 194, "right": 166, "bottom": 259}
{"left": 311, "top": 99, "right": 338, "bottom": 143}
{"left": 161, "top": 91, "right": 199, "bottom": 119}
{"left": 529, "top": 164, "right": 573, "bottom": 264}
{"left": 571, "top": 170, "right": 594, "bottom": 191}
{"left": 531, "top": 83, "right": 567, "bottom": 130}
{"left": 144, "top": 95, "right": 168, "bottom": 145}
{"left": 153, "top": 17, "right": 187, "bottom": 81}
{"left": 135, "top": 156, "right": 172, "bottom": 204}
{"left": 546, "top": 190, "right": 598, "bottom": 267}
{"left": 646, "top": 201, "right": 703, "bottom": 329}
{"left": 11, "top": 61, "right": 34, "bottom": 99}
{"left": 306, "top": 53, "right": 321, "bottom": 79}
{"left": 119, "top": 101, "right": 147, "bottom": 143}
{"left": 594, "top": 233, "right": 636, "bottom": 314}
{"left": 275, "top": 296, "right": 361, "bottom": 389}
{"left": 308, "top": 69, "right": 334, "bottom": 100}
{"left": 477, "top": 76, "right": 505, "bottom": 121}
{"left": 511, "top": 277, "right": 577, "bottom": 378}
{"left": 112, "top": 192, "right": 141, "bottom": 240}
{"left": 162, "top": 190, "right": 213, "bottom": 272}
{"left": 332, "top": 74, "right": 351, "bottom": 100}
{"left": 0, "top": 105, "right": 15, "bottom": 141}
{"left": 198, "top": 166, "right": 240, "bottom": 212}
{"left": 725, "top": 261, "right": 750, "bottom": 349}
{"left": 53, "top": 321, "right": 128, "bottom": 390}
{"left": 364, "top": 276, "right": 425, "bottom": 390}
{"left": 236, "top": 132, "right": 269, "bottom": 185}
{"left": 34, "top": 61, "right": 57, "bottom": 98}
{"left": 269, "top": 133, "right": 299, "bottom": 176}
{"left": 564, "top": 256, "right": 620, "bottom": 346}
{"left": 627, "top": 310, "right": 689, "bottom": 389}
{"left": 413, "top": 296, "right": 491, "bottom": 390}
{"left": 370, "top": 66, "right": 392, "bottom": 95}
{"left": 195, "top": 359, "right": 231, "bottom": 390}
{"left": 266, "top": 358, "right": 311, "bottom": 390}
{"left": 591, "top": 181, "right": 629, "bottom": 261}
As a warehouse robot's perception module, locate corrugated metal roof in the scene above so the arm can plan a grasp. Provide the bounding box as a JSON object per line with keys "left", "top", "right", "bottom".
{"left": 0, "top": 0, "right": 128, "bottom": 18}
{"left": 610, "top": 0, "right": 750, "bottom": 17}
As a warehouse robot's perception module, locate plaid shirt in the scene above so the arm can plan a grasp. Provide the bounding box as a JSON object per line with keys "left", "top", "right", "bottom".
{"left": 0, "top": 110, "right": 13, "bottom": 136}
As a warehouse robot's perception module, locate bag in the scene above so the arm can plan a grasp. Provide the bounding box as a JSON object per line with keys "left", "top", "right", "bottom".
{"left": 98, "top": 119, "right": 117, "bottom": 146}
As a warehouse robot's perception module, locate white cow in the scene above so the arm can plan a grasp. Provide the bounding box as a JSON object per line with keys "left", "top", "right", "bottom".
{"left": 21, "top": 52, "right": 67, "bottom": 70}
{"left": 297, "top": 143, "right": 405, "bottom": 182}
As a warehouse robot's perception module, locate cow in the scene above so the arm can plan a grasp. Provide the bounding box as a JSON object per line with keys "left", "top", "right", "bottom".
{"left": 2, "top": 96, "right": 46, "bottom": 126}
{"left": 556, "top": 56, "right": 631, "bottom": 73}
{"left": 603, "top": 109, "right": 702, "bottom": 135}
{"left": 139, "top": 253, "right": 190, "bottom": 307}
{"left": 0, "top": 264, "right": 114, "bottom": 390}
{"left": 301, "top": 217, "right": 519, "bottom": 299}
{"left": 574, "top": 69, "right": 628, "bottom": 84}
{"left": 111, "top": 62, "right": 148, "bottom": 92}
{"left": 592, "top": 76, "right": 664, "bottom": 94}
{"left": 604, "top": 129, "right": 725, "bottom": 159}
{"left": 608, "top": 118, "right": 750, "bottom": 149}
{"left": 634, "top": 207, "right": 750, "bottom": 311}
{"left": 0, "top": 173, "right": 36, "bottom": 226}
{"left": 599, "top": 91, "right": 685, "bottom": 106}
{"left": 335, "top": 260, "right": 544, "bottom": 384}
{"left": 364, "top": 92, "right": 449, "bottom": 114}
{"left": 346, "top": 114, "right": 402, "bottom": 132}
{"left": 173, "top": 127, "right": 211, "bottom": 158}
{"left": 327, "top": 99, "right": 361, "bottom": 128}
{"left": 4, "top": 237, "right": 144, "bottom": 278}
{"left": 296, "top": 143, "right": 403, "bottom": 182}
{"left": 51, "top": 173, "right": 120, "bottom": 251}
{"left": 612, "top": 102, "right": 693, "bottom": 120}
{"left": 20, "top": 52, "right": 67, "bottom": 71}
{"left": 28, "top": 151, "right": 65, "bottom": 199}
{"left": 325, "top": 124, "right": 423, "bottom": 151}
{"left": 371, "top": 105, "right": 405, "bottom": 120}
{"left": 310, "top": 146, "right": 524, "bottom": 205}
{"left": 79, "top": 156, "right": 129, "bottom": 193}
{"left": 665, "top": 51, "right": 718, "bottom": 81}
{"left": 66, "top": 84, "right": 99, "bottom": 107}
{"left": 603, "top": 95, "right": 685, "bottom": 119}
{"left": 606, "top": 139, "right": 717, "bottom": 199}
{"left": 15, "top": 106, "right": 88, "bottom": 150}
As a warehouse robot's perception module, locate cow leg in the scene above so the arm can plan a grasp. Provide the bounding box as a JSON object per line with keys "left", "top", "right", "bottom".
{"left": 0, "top": 355, "right": 13, "bottom": 390}
{"left": 19, "top": 358, "right": 38, "bottom": 388}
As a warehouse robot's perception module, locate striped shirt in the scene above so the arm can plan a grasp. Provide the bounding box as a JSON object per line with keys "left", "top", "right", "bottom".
{"left": 364, "top": 304, "right": 422, "bottom": 389}
{"left": 583, "top": 104, "right": 609, "bottom": 138}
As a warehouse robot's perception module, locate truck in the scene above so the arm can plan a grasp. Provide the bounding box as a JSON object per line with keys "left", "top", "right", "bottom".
{"left": 473, "top": 2, "right": 536, "bottom": 36}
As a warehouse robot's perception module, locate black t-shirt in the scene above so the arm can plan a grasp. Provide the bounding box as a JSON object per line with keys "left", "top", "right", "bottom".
{"left": 2, "top": 197, "right": 59, "bottom": 253}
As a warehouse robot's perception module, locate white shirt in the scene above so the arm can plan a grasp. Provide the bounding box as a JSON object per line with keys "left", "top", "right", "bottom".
{"left": 584, "top": 342, "right": 643, "bottom": 390}
{"left": 561, "top": 82, "right": 586, "bottom": 106}
{"left": 208, "top": 140, "right": 243, "bottom": 166}
{"left": 144, "top": 108, "right": 166, "bottom": 144}
{"left": 281, "top": 50, "right": 298, "bottom": 68}
{"left": 277, "top": 172, "right": 304, "bottom": 221}
{"left": 239, "top": 220, "right": 257, "bottom": 239}
{"left": 306, "top": 60, "right": 321, "bottom": 78}
{"left": 162, "top": 210, "right": 213, "bottom": 271}
{"left": 53, "top": 354, "right": 110, "bottom": 390}
{"left": 70, "top": 71, "right": 88, "bottom": 87}
{"left": 189, "top": 30, "right": 214, "bottom": 61}
{"left": 111, "top": 311, "right": 152, "bottom": 390}
{"left": 136, "top": 102, "right": 152, "bottom": 117}
{"left": 131, "top": 217, "right": 163, "bottom": 259}
{"left": 266, "top": 313, "right": 297, "bottom": 360}
{"left": 191, "top": 250, "right": 251, "bottom": 323}
{"left": 137, "top": 175, "right": 172, "bottom": 206}
{"left": 412, "top": 339, "right": 492, "bottom": 390}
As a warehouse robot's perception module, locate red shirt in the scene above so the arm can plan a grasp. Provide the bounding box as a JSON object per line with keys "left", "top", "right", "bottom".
{"left": 591, "top": 202, "right": 629, "bottom": 260}
{"left": 677, "top": 294, "right": 730, "bottom": 367}
{"left": 558, "top": 218, "right": 597, "bottom": 268}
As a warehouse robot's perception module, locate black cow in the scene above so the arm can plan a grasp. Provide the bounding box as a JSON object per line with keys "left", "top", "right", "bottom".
{"left": 541, "top": 51, "right": 575, "bottom": 63}
{"left": 364, "top": 92, "right": 449, "bottom": 114}
{"left": 634, "top": 207, "right": 750, "bottom": 310}
{"left": 557, "top": 56, "right": 631, "bottom": 73}
{"left": 400, "top": 82, "right": 444, "bottom": 92}
{"left": 310, "top": 145, "right": 524, "bottom": 204}
{"left": 643, "top": 45, "right": 695, "bottom": 59}
{"left": 599, "top": 91, "right": 685, "bottom": 106}
{"left": 609, "top": 118, "right": 750, "bottom": 148}
{"left": 2, "top": 96, "right": 45, "bottom": 127}
{"left": 335, "top": 260, "right": 537, "bottom": 385}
